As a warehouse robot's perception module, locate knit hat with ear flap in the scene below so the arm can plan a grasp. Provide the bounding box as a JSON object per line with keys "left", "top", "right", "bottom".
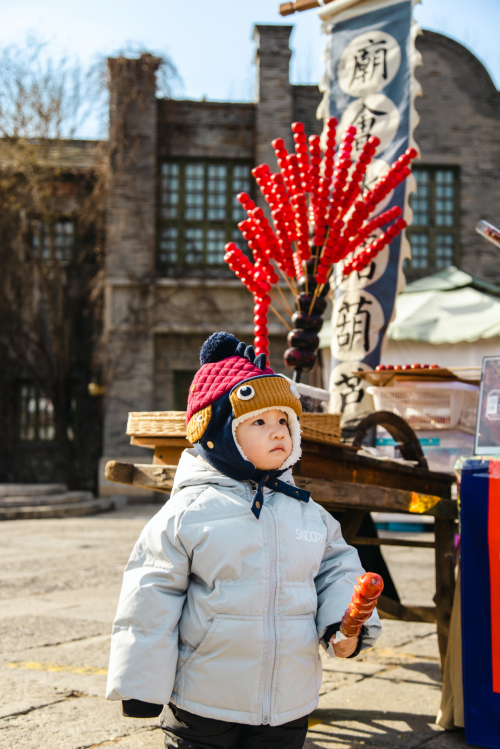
{"left": 185, "top": 331, "right": 310, "bottom": 518}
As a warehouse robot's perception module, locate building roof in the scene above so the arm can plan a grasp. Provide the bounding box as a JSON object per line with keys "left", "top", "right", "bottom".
{"left": 319, "top": 266, "right": 500, "bottom": 348}
{"left": 0, "top": 138, "right": 105, "bottom": 171}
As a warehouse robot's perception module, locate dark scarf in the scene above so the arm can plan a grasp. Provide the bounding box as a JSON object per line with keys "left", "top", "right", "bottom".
{"left": 249, "top": 469, "right": 310, "bottom": 519}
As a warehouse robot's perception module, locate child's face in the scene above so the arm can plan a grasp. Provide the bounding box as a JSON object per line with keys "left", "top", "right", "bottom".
{"left": 235, "top": 409, "right": 292, "bottom": 471}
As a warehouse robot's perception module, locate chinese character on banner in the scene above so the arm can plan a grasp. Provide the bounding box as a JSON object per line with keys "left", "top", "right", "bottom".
{"left": 318, "top": 0, "right": 420, "bottom": 423}
{"left": 332, "top": 290, "right": 384, "bottom": 362}
{"left": 336, "top": 295, "right": 373, "bottom": 353}
{"left": 338, "top": 30, "right": 402, "bottom": 98}
{"left": 351, "top": 38, "right": 389, "bottom": 86}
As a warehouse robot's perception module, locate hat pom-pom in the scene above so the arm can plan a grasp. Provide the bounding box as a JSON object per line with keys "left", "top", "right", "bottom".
{"left": 200, "top": 332, "right": 240, "bottom": 365}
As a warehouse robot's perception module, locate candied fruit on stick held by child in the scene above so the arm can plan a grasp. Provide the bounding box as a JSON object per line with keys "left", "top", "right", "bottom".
{"left": 339, "top": 573, "right": 384, "bottom": 639}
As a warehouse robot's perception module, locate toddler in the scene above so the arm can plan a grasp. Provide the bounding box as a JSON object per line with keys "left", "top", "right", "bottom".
{"left": 106, "top": 332, "right": 381, "bottom": 748}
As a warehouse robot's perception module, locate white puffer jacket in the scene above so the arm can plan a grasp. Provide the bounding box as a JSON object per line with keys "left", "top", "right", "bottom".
{"left": 106, "top": 449, "right": 381, "bottom": 726}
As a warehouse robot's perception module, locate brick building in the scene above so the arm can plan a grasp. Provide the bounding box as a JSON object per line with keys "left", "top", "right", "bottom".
{"left": 408, "top": 31, "right": 500, "bottom": 279}
{"left": 2, "top": 23, "right": 499, "bottom": 493}
{"left": 100, "top": 25, "right": 325, "bottom": 496}
{"left": 0, "top": 142, "right": 104, "bottom": 490}
{"left": 100, "top": 25, "right": 500, "bottom": 496}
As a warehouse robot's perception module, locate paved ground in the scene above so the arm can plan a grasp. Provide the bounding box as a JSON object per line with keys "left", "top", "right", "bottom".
{"left": 0, "top": 506, "right": 467, "bottom": 749}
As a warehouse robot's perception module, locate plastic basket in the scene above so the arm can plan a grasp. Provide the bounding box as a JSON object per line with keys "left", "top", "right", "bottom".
{"left": 457, "top": 390, "right": 480, "bottom": 433}
{"left": 284, "top": 378, "right": 330, "bottom": 413}
{"left": 377, "top": 426, "right": 475, "bottom": 473}
{"left": 367, "top": 386, "right": 479, "bottom": 433}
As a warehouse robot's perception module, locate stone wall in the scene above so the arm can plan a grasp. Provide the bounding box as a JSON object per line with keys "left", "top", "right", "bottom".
{"left": 415, "top": 31, "right": 500, "bottom": 283}
{"left": 293, "top": 85, "right": 323, "bottom": 138}
{"left": 254, "top": 25, "right": 294, "bottom": 171}
{"left": 158, "top": 100, "right": 255, "bottom": 160}
{"left": 104, "top": 55, "right": 160, "bottom": 469}
{"left": 107, "top": 54, "right": 160, "bottom": 279}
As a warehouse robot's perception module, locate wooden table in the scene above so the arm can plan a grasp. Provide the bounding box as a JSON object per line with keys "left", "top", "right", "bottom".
{"left": 106, "top": 434, "right": 456, "bottom": 667}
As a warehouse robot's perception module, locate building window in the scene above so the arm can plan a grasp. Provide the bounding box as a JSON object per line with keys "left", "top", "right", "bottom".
{"left": 18, "top": 383, "right": 56, "bottom": 441}
{"left": 32, "top": 220, "right": 75, "bottom": 263}
{"left": 17, "top": 382, "right": 78, "bottom": 442}
{"left": 410, "top": 233, "right": 429, "bottom": 269}
{"left": 407, "top": 167, "right": 459, "bottom": 271}
{"left": 173, "top": 370, "right": 197, "bottom": 411}
{"left": 159, "top": 161, "right": 252, "bottom": 269}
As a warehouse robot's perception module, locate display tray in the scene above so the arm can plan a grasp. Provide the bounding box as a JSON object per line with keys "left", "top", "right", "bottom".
{"left": 357, "top": 368, "right": 480, "bottom": 388}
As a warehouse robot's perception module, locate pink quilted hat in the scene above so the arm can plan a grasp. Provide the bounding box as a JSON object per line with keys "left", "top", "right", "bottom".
{"left": 186, "top": 355, "right": 273, "bottom": 423}
{"left": 184, "top": 332, "right": 303, "bottom": 492}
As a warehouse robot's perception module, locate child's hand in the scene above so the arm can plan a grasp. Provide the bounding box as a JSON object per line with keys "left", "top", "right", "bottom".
{"left": 330, "top": 634, "right": 359, "bottom": 658}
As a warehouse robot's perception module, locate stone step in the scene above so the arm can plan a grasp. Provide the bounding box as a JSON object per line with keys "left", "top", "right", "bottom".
{"left": 0, "top": 491, "right": 94, "bottom": 508}
{"left": 0, "top": 484, "right": 67, "bottom": 497}
{"left": 0, "top": 499, "right": 114, "bottom": 521}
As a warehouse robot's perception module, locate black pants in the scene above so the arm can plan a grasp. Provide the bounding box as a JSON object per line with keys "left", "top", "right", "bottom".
{"left": 161, "top": 704, "right": 308, "bottom": 749}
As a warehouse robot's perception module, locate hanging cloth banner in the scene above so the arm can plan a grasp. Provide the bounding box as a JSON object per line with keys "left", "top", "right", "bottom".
{"left": 318, "top": 0, "right": 421, "bottom": 422}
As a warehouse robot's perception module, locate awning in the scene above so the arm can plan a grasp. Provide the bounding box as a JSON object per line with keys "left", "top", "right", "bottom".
{"left": 319, "top": 266, "right": 500, "bottom": 348}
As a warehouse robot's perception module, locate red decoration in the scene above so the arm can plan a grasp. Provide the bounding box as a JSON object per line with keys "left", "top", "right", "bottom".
{"left": 376, "top": 363, "right": 438, "bottom": 371}
{"left": 223, "top": 120, "right": 418, "bottom": 365}
{"left": 339, "top": 573, "right": 384, "bottom": 639}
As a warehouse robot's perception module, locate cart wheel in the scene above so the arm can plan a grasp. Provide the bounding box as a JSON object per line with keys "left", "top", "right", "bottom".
{"left": 350, "top": 410, "right": 428, "bottom": 470}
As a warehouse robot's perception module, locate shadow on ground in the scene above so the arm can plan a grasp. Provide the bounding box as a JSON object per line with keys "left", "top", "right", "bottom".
{"left": 306, "top": 708, "right": 467, "bottom": 749}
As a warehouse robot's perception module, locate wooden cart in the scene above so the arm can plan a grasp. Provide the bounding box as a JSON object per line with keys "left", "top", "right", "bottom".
{"left": 106, "top": 412, "right": 456, "bottom": 667}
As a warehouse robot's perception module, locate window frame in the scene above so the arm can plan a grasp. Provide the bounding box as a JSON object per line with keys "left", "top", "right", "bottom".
{"left": 30, "top": 217, "right": 77, "bottom": 265}
{"left": 407, "top": 165, "right": 461, "bottom": 272}
{"left": 16, "top": 382, "right": 56, "bottom": 443}
{"left": 15, "top": 380, "right": 79, "bottom": 444}
{"left": 157, "top": 158, "right": 253, "bottom": 272}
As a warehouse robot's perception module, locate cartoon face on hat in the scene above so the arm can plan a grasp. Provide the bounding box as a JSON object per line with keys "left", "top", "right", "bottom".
{"left": 186, "top": 332, "right": 302, "bottom": 480}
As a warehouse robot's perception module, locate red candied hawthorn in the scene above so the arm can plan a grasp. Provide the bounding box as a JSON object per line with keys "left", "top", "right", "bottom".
{"left": 227, "top": 124, "right": 418, "bottom": 357}
{"left": 338, "top": 573, "right": 384, "bottom": 639}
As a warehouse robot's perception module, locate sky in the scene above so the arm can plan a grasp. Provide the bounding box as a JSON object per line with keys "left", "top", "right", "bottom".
{"left": 0, "top": 0, "right": 498, "bottom": 136}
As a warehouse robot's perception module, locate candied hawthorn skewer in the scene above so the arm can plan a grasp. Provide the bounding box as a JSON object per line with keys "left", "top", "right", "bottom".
{"left": 225, "top": 118, "right": 417, "bottom": 366}
{"left": 342, "top": 217, "right": 407, "bottom": 276}
{"left": 339, "top": 572, "right": 384, "bottom": 639}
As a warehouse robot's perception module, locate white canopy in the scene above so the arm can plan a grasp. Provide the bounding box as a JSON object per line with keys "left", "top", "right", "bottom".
{"left": 320, "top": 266, "right": 500, "bottom": 382}
{"left": 320, "top": 266, "right": 500, "bottom": 348}
{"left": 387, "top": 266, "right": 500, "bottom": 344}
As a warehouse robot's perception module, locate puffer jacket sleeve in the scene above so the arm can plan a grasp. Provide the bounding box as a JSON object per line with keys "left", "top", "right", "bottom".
{"left": 106, "top": 496, "right": 193, "bottom": 705}
{"left": 314, "top": 505, "right": 381, "bottom": 654}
